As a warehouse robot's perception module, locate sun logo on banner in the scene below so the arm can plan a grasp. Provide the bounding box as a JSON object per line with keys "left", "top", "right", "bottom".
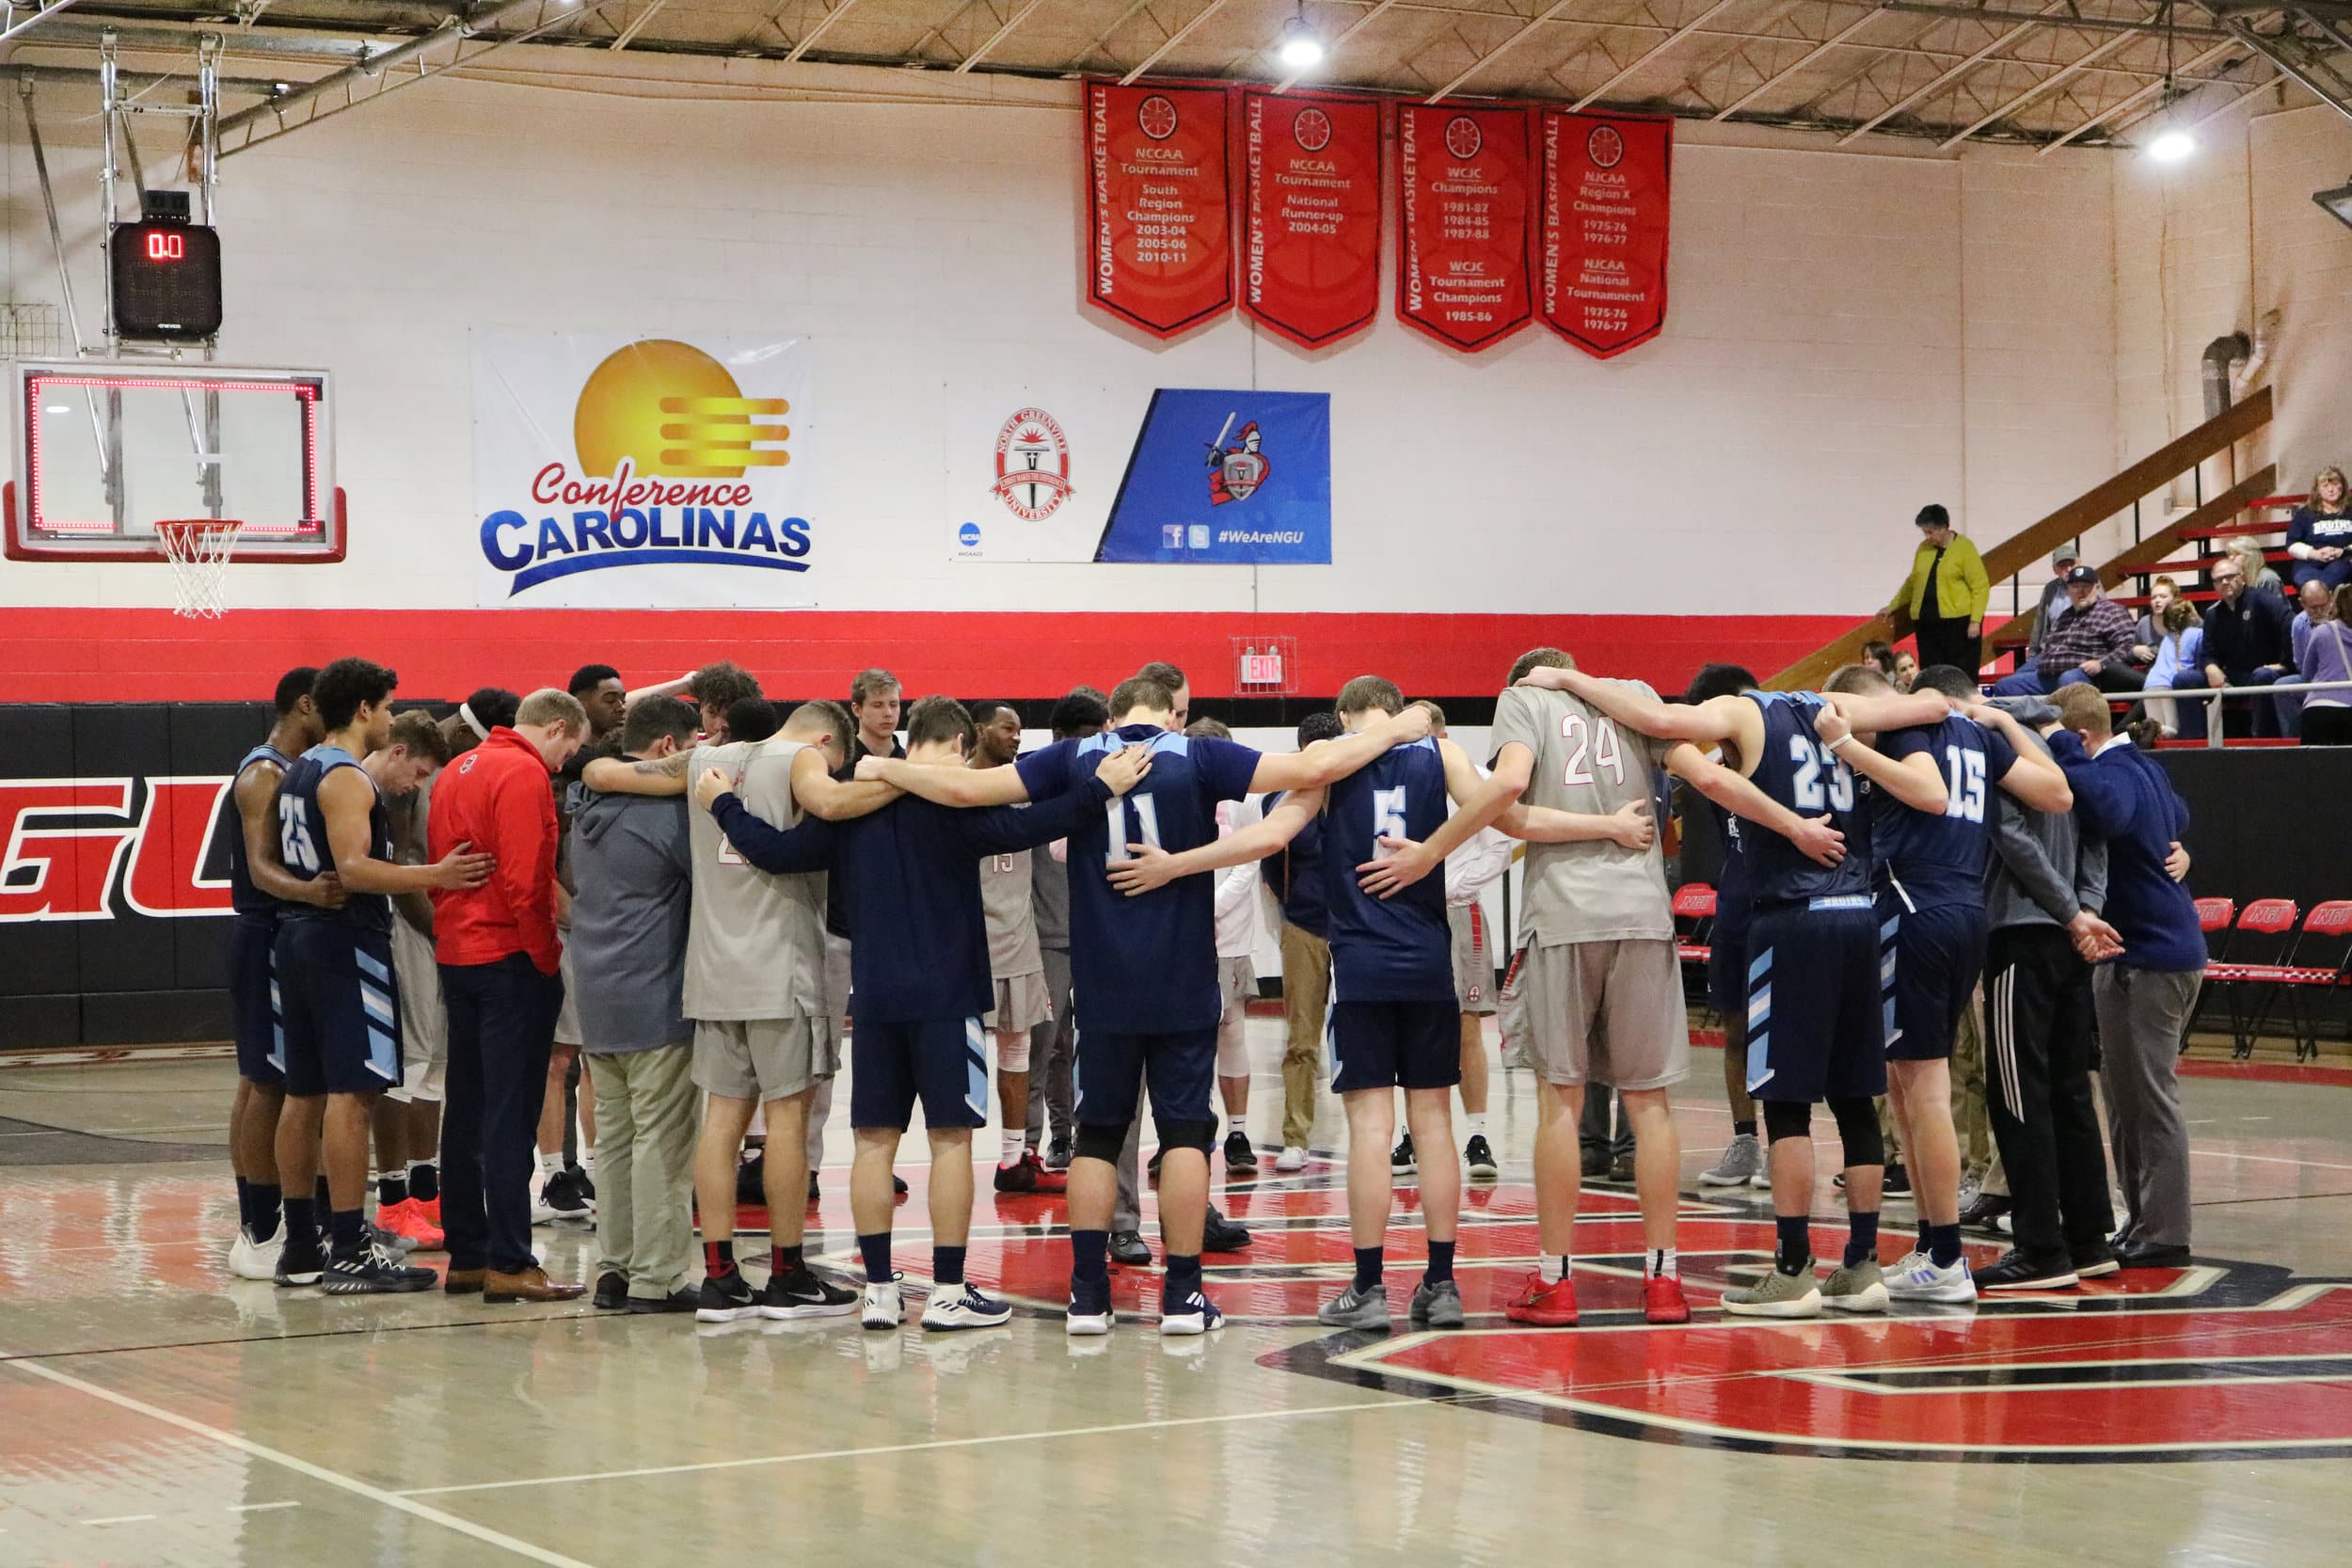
{"left": 574, "top": 339, "right": 790, "bottom": 482}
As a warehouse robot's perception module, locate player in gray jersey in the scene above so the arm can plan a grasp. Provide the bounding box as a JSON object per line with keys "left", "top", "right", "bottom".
{"left": 1365, "top": 648, "right": 1859, "bottom": 1328}
{"left": 581, "top": 698, "right": 898, "bottom": 1322}
{"left": 968, "top": 703, "right": 1063, "bottom": 1196}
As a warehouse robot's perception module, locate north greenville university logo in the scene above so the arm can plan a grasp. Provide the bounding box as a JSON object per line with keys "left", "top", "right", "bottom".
{"left": 1205, "top": 415, "right": 1270, "bottom": 506}
{"left": 989, "top": 407, "right": 1073, "bottom": 522}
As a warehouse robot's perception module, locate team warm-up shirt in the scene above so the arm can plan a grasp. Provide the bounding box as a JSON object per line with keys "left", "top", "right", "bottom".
{"left": 1489, "top": 682, "right": 1675, "bottom": 945}
{"left": 224, "top": 742, "right": 293, "bottom": 919}
{"left": 1870, "top": 715, "right": 2018, "bottom": 910}
{"left": 1015, "top": 724, "right": 1263, "bottom": 1035}
{"left": 1324, "top": 736, "right": 1453, "bottom": 1002}
{"left": 275, "top": 744, "right": 392, "bottom": 935}
{"left": 1739, "top": 691, "right": 1872, "bottom": 907}
{"left": 978, "top": 837, "right": 1043, "bottom": 982}
{"left": 1262, "top": 800, "right": 1327, "bottom": 938}
{"left": 683, "top": 737, "right": 830, "bottom": 1022}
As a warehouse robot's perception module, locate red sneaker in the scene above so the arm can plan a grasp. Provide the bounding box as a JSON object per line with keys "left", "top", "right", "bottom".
{"left": 1502, "top": 1271, "right": 1579, "bottom": 1326}
{"left": 377, "top": 1197, "right": 446, "bottom": 1252}
{"left": 1644, "top": 1274, "right": 1691, "bottom": 1324}
{"left": 414, "top": 1195, "right": 442, "bottom": 1228}
{"left": 1023, "top": 1150, "right": 1066, "bottom": 1194}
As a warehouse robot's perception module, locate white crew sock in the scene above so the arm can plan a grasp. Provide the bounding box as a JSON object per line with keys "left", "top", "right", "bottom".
{"left": 1000, "top": 1129, "right": 1025, "bottom": 1168}
{"left": 1465, "top": 1114, "right": 1489, "bottom": 1138}
{"left": 1647, "top": 1247, "right": 1678, "bottom": 1280}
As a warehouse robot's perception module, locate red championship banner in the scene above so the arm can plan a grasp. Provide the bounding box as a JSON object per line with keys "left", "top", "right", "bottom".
{"left": 1539, "top": 110, "right": 1672, "bottom": 358}
{"left": 1083, "top": 80, "right": 1234, "bottom": 340}
{"left": 1238, "top": 87, "right": 1382, "bottom": 349}
{"left": 1393, "top": 103, "right": 1534, "bottom": 353}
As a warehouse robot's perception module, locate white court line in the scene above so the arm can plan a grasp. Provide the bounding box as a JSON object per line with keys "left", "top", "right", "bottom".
{"left": 398, "top": 1396, "right": 1433, "bottom": 1497}
{"left": 225, "top": 1500, "right": 300, "bottom": 1513}
{"left": 83, "top": 1513, "right": 155, "bottom": 1526}
{"left": 1, "top": 1358, "right": 597, "bottom": 1568}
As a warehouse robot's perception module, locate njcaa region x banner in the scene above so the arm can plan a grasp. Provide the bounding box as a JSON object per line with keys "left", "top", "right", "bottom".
{"left": 950, "top": 387, "right": 1329, "bottom": 564}
{"left": 472, "top": 330, "right": 815, "bottom": 607}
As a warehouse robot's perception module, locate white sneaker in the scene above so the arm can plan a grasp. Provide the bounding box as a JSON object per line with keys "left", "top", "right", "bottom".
{"left": 528, "top": 1176, "right": 558, "bottom": 1226}
{"left": 1274, "top": 1147, "right": 1309, "bottom": 1172}
{"left": 228, "top": 1226, "right": 283, "bottom": 1281}
{"left": 861, "top": 1277, "right": 904, "bottom": 1330}
{"left": 921, "top": 1282, "right": 1011, "bottom": 1332}
{"left": 1883, "top": 1250, "right": 1978, "bottom": 1304}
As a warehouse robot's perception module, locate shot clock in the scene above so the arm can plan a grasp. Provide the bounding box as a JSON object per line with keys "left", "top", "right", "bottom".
{"left": 109, "top": 218, "right": 223, "bottom": 340}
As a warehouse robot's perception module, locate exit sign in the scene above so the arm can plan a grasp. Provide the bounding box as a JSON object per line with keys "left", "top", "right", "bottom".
{"left": 1239, "top": 649, "right": 1284, "bottom": 687}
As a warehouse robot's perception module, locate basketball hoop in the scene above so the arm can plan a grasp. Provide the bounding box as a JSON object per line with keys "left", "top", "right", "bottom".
{"left": 156, "top": 518, "right": 245, "bottom": 619}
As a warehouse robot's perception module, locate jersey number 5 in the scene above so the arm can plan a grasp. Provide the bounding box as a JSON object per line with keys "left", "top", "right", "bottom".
{"left": 1788, "top": 736, "right": 1856, "bottom": 812}
{"left": 277, "top": 794, "right": 321, "bottom": 874}
{"left": 1560, "top": 714, "right": 1625, "bottom": 786}
{"left": 1105, "top": 795, "right": 1164, "bottom": 864}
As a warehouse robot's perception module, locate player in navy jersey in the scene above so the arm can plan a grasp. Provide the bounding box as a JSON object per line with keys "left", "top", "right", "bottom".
{"left": 219, "top": 668, "right": 342, "bottom": 1282}
{"left": 1678, "top": 665, "right": 1770, "bottom": 1192}
{"left": 1523, "top": 668, "right": 1949, "bottom": 1318}
{"left": 861, "top": 672, "right": 1432, "bottom": 1338}
{"left": 271, "top": 658, "right": 493, "bottom": 1293}
{"left": 1111, "top": 673, "right": 1661, "bottom": 1331}
{"left": 709, "top": 696, "right": 1148, "bottom": 1333}
{"left": 1820, "top": 662, "right": 2070, "bottom": 1304}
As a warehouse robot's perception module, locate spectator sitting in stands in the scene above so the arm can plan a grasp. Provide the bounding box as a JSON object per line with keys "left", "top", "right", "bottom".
{"left": 1861, "top": 640, "right": 1899, "bottom": 683}
{"left": 2130, "top": 577, "right": 2180, "bottom": 668}
{"left": 2021, "top": 542, "right": 2080, "bottom": 675}
{"left": 2276, "top": 577, "right": 2340, "bottom": 738}
{"left": 2201, "top": 555, "right": 2295, "bottom": 738}
{"left": 2296, "top": 582, "right": 2352, "bottom": 747}
{"left": 1993, "top": 566, "right": 2137, "bottom": 697}
{"left": 2285, "top": 465, "right": 2352, "bottom": 593}
{"left": 2141, "top": 597, "right": 2206, "bottom": 740}
{"left": 1893, "top": 648, "right": 1918, "bottom": 692}
{"left": 2226, "top": 537, "right": 2284, "bottom": 600}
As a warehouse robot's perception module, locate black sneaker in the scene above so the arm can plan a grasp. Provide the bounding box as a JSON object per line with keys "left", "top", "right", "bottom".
{"left": 1202, "top": 1203, "right": 1251, "bottom": 1253}
{"left": 1607, "top": 1153, "right": 1635, "bottom": 1184}
{"left": 760, "top": 1266, "right": 858, "bottom": 1320}
{"left": 1464, "top": 1134, "right": 1499, "bottom": 1180}
{"left": 593, "top": 1270, "right": 629, "bottom": 1310}
{"left": 1108, "top": 1229, "right": 1152, "bottom": 1266}
{"left": 542, "top": 1168, "right": 593, "bottom": 1223}
{"left": 626, "top": 1288, "right": 700, "bottom": 1314}
{"left": 1959, "top": 1191, "right": 2012, "bottom": 1230}
{"left": 1044, "top": 1135, "right": 1073, "bottom": 1172}
{"left": 1883, "top": 1164, "right": 1912, "bottom": 1197}
{"left": 696, "top": 1267, "right": 757, "bottom": 1323}
{"left": 806, "top": 1171, "right": 819, "bottom": 1203}
{"left": 1224, "top": 1130, "right": 1259, "bottom": 1172}
{"left": 893, "top": 1174, "right": 909, "bottom": 1196}
{"left": 2072, "top": 1240, "right": 2121, "bottom": 1278}
{"left": 1391, "top": 1131, "right": 1417, "bottom": 1174}
{"left": 1581, "top": 1147, "right": 1612, "bottom": 1180}
{"left": 737, "top": 1150, "right": 767, "bottom": 1207}
{"left": 274, "top": 1231, "right": 326, "bottom": 1288}
{"left": 569, "top": 1164, "right": 596, "bottom": 1203}
{"left": 1977, "top": 1250, "right": 2079, "bottom": 1291}
{"left": 321, "top": 1241, "right": 437, "bottom": 1294}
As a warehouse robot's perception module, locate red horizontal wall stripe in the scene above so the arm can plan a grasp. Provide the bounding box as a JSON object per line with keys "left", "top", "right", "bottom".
{"left": 0, "top": 609, "right": 1855, "bottom": 704}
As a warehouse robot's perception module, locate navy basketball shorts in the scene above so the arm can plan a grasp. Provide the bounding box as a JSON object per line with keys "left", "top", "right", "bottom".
{"left": 1074, "top": 1024, "right": 1217, "bottom": 1131}
{"left": 271, "top": 919, "right": 403, "bottom": 1098}
{"left": 1327, "top": 999, "right": 1461, "bottom": 1093}
{"left": 1707, "top": 927, "right": 1748, "bottom": 1053}
{"left": 1879, "top": 894, "right": 1989, "bottom": 1063}
{"left": 1742, "top": 896, "right": 1887, "bottom": 1104}
{"left": 850, "top": 1016, "right": 988, "bottom": 1132}
{"left": 229, "top": 913, "right": 282, "bottom": 1087}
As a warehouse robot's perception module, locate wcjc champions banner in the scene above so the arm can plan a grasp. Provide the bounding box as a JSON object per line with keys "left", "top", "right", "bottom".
{"left": 472, "top": 330, "right": 817, "bottom": 608}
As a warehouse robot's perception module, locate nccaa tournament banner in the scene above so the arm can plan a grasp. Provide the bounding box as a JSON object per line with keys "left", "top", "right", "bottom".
{"left": 1393, "top": 103, "right": 1534, "bottom": 353}
{"left": 471, "top": 331, "right": 816, "bottom": 608}
{"left": 1539, "top": 110, "right": 1672, "bottom": 358}
{"left": 1096, "top": 388, "right": 1330, "bottom": 564}
{"left": 1238, "top": 87, "right": 1382, "bottom": 349}
{"left": 1083, "top": 81, "right": 1234, "bottom": 340}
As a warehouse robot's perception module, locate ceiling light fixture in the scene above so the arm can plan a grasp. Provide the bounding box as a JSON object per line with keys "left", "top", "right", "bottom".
{"left": 1277, "top": 6, "right": 1325, "bottom": 70}
{"left": 2149, "top": 129, "right": 2196, "bottom": 162}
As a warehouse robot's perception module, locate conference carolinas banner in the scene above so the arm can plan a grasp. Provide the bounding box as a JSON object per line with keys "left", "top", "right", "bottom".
{"left": 1083, "top": 80, "right": 1234, "bottom": 339}
{"left": 1393, "top": 103, "right": 1534, "bottom": 353}
{"left": 1538, "top": 110, "right": 1672, "bottom": 358}
{"left": 949, "top": 387, "right": 1329, "bottom": 564}
{"left": 1238, "top": 87, "right": 1382, "bottom": 349}
{"left": 470, "top": 331, "right": 816, "bottom": 608}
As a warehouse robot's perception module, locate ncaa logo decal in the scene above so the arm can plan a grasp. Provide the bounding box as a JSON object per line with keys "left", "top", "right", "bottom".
{"left": 990, "top": 407, "right": 1073, "bottom": 523}
{"left": 1587, "top": 124, "right": 1625, "bottom": 169}
{"left": 1445, "top": 115, "right": 1483, "bottom": 160}
{"left": 1293, "top": 107, "right": 1332, "bottom": 153}
{"left": 1205, "top": 414, "right": 1270, "bottom": 506}
{"left": 1137, "top": 94, "right": 1179, "bottom": 141}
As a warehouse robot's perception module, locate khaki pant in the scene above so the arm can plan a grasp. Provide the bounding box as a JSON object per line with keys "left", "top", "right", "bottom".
{"left": 1950, "top": 988, "right": 1992, "bottom": 1177}
{"left": 1279, "top": 922, "right": 1330, "bottom": 1150}
{"left": 584, "top": 1042, "right": 698, "bottom": 1301}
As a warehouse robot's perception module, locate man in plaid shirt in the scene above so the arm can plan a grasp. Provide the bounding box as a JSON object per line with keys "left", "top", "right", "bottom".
{"left": 1994, "top": 567, "right": 2138, "bottom": 697}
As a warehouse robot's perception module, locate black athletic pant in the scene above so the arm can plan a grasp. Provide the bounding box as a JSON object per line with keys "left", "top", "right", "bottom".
{"left": 441, "top": 954, "right": 564, "bottom": 1275}
{"left": 1914, "top": 616, "right": 1979, "bottom": 676}
{"left": 1983, "top": 924, "right": 2113, "bottom": 1263}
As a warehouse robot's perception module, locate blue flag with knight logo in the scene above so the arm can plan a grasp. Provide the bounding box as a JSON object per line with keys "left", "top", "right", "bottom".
{"left": 1094, "top": 388, "right": 1331, "bottom": 563}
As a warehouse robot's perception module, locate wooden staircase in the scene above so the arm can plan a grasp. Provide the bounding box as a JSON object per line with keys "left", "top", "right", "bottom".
{"left": 1769, "top": 387, "right": 2276, "bottom": 691}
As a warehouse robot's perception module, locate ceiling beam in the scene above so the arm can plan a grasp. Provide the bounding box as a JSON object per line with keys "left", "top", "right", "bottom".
{"left": 956, "top": 0, "right": 1047, "bottom": 71}
{"left": 1710, "top": 7, "right": 1884, "bottom": 120}
{"left": 1934, "top": 28, "right": 2138, "bottom": 147}
{"left": 2110, "top": 60, "right": 2276, "bottom": 138}
{"left": 2037, "top": 35, "right": 2239, "bottom": 151}
{"left": 1834, "top": 1, "right": 2071, "bottom": 144}
{"left": 1880, "top": 3, "right": 2233, "bottom": 40}
{"left": 608, "top": 0, "right": 671, "bottom": 53}
{"left": 1426, "top": 0, "right": 1583, "bottom": 103}
{"left": 0, "top": 0, "right": 89, "bottom": 49}
{"left": 1570, "top": 0, "right": 1738, "bottom": 110}
{"left": 1279, "top": 0, "right": 1404, "bottom": 90}
{"left": 1120, "top": 0, "right": 1232, "bottom": 84}
{"left": 787, "top": 0, "right": 866, "bottom": 63}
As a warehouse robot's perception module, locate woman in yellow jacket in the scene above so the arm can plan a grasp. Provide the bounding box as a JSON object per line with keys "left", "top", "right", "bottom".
{"left": 1894, "top": 503, "right": 1990, "bottom": 674}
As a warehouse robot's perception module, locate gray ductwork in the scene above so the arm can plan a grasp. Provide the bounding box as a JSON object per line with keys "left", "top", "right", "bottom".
{"left": 2202, "top": 331, "right": 2251, "bottom": 420}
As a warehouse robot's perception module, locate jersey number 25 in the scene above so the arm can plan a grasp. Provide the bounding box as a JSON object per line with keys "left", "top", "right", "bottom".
{"left": 277, "top": 794, "right": 321, "bottom": 874}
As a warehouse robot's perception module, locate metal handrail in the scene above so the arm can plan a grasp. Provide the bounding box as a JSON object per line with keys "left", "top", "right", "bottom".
{"left": 2111, "top": 677, "right": 2352, "bottom": 750}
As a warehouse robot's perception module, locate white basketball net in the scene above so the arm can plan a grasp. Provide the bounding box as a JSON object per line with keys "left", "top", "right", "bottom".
{"left": 157, "top": 520, "right": 244, "bottom": 619}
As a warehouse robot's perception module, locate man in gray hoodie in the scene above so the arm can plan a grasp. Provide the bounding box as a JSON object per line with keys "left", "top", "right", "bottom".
{"left": 570, "top": 697, "right": 701, "bottom": 1312}
{"left": 1971, "top": 680, "right": 2121, "bottom": 1292}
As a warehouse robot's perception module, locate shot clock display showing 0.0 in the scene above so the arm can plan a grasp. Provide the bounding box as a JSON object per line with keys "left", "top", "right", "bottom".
{"left": 109, "top": 221, "right": 223, "bottom": 340}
